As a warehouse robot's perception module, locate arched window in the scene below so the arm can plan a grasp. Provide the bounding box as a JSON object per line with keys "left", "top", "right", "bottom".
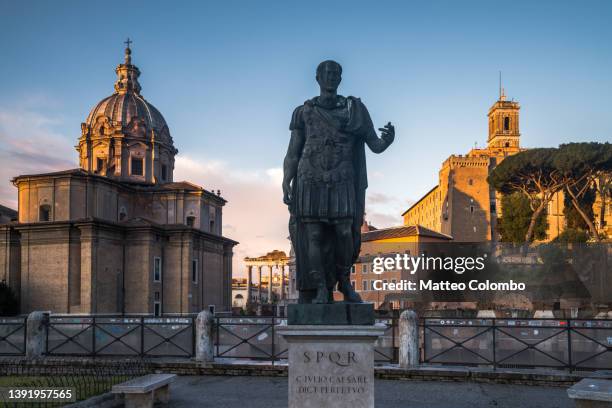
{"left": 39, "top": 205, "right": 51, "bottom": 222}
{"left": 504, "top": 142, "right": 510, "bottom": 148}
{"left": 99, "top": 126, "right": 104, "bottom": 135}
{"left": 504, "top": 117, "right": 510, "bottom": 131}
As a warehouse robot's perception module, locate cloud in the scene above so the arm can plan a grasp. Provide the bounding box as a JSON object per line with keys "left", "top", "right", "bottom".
{"left": 0, "top": 105, "right": 412, "bottom": 278}
{"left": 174, "top": 156, "right": 290, "bottom": 277}
{"left": 365, "top": 191, "right": 413, "bottom": 229}
{"left": 0, "top": 107, "right": 77, "bottom": 208}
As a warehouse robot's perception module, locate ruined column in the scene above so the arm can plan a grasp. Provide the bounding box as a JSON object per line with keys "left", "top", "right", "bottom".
{"left": 246, "top": 265, "right": 253, "bottom": 308}
{"left": 280, "top": 265, "right": 286, "bottom": 300}
{"left": 268, "top": 264, "right": 273, "bottom": 304}
{"left": 257, "top": 265, "right": 262, "bottom": 304}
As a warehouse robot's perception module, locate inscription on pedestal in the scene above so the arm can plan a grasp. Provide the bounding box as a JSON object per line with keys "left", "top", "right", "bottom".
{"left": 290, "top": 343, "right": 373, "bottom": 407}
{"left": 279, "top": 325, "right": 384, "bottom": 408}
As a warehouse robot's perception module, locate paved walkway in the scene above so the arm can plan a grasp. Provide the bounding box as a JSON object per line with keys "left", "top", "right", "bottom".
{"left": 169, "top": 376, "right": 573, "bottom": 408}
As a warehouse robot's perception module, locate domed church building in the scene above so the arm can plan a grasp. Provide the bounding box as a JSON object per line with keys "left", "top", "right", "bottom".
{"left": 0, "top": 43, "right": 237, "bottom": 315}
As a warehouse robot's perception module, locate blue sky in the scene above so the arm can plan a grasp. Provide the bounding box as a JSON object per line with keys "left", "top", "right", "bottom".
{"left": 1, "top": 1, "right": 611, "bottom": 269}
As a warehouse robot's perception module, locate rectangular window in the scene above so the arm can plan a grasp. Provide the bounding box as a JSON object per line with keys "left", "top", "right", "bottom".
{"left": 351, "top": 265, "right": 355, "bottom": 274}
{"left": 391, "top": 279, "right": 397, "bottom": 284}
{"left": 362, "top": 264, "right": 368, "bottom": 274}
{"left": 97, "top": 157, "right": 105, "bottom": 172}
{"left": 351, "top": 280, "right": 355, "bottom": 289}
{"left": 153, "top": 257, "right": 162, "bottom": 282}
{"left": 154, "top": 291, "right": 160, "bottom": 301}
{"left": 370, "top": 281, "right": 376, "bottom": 290}
{"left": 161, "top": 164, "right": 167, "bottom": 181}
{"left": 192, "top": 259, "right": 198, "bottom": 284}
{"left": 362, "top": 280, "right": 368, "bottom": 291}
{"left": 154, "top": 301, "right": 161, "bottom": 317}
{"left": 131, "top": 157, "right": 143, "bottom": 176}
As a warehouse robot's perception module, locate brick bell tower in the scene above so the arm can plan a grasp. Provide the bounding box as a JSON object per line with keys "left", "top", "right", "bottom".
{"left": 487, "top": 80, "right": 521, "bottom": 157}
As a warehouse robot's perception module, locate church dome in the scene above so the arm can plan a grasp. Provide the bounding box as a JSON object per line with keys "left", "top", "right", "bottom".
{"left": 85, "top": 92, "right": 168, "bottom": 133}
{"left": 78, "top": 41, "right": 177, "bottom": 185}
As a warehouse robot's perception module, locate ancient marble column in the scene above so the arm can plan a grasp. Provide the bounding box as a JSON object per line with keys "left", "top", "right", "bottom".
{"left": 246, "top": 265, "right": 253, "bottom": 308}
{"left": 280, "top": 265, "right": 286, "bottom": 300}
{"left": 258, "top": 266, "right": 262, "bottom": 304}
{"left": 268, "top": 264, "right": 273, "bottom": 303}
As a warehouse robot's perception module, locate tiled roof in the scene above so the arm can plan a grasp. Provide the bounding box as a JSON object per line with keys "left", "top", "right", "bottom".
{"left": 362, "top": 224, "right": 452, "bottom": 242}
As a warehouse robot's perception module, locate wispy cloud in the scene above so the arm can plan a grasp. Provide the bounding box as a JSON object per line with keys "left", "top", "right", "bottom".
{"left": 0, "top": 105, "right": 411, "bottom": 276}
{"left": 365, "top": 191, "right": 412, "bottom": 228}
{"left": 174, "top": 156, "right": 290, "bottom": 276}
{"left": 0, "top": 107, "right": 77, "bottom": 208}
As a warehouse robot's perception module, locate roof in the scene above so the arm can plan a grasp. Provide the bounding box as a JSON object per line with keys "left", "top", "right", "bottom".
{"left": 0, "top": 204, "right": 17, "bottom": 218}
{"left": 11, "top": 170, "right": 226, "bottom": 205}
{"left": 149, "top": 181, "right": 202, "bottom": 191}
{"left": 12, "top": 168, "right": 86, "bottom": 180}
{"left": 86, "top": 92, "right": 168, "bottom": 133}
{"left": 401, "top": 185, "right": 439, "bottom": 216}
{"left": 362, "top": 224, "right": 452, "bottom": 242}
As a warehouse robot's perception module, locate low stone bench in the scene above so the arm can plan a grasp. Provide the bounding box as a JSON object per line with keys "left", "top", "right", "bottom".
{"left": 567, "top": 378, "right": 612, "bottom": 407}
{"left": 112, "top": 374, "right": 176, "bottom": 408}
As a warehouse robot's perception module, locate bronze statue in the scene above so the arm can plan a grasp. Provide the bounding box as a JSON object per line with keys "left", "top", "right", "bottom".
{"left": 283, "top": 60, "right": 395, "bottom": 304}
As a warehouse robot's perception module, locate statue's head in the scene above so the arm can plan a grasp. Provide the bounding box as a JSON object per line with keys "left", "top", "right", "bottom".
{"left": 316, "top": 60, "right": 342, "bottom": 92}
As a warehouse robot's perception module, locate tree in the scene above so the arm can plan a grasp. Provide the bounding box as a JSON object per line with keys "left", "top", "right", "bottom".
{"left": 489, "top": 148, "right": 564, "bottom": 242}
{"left": 553, "top": 143, "right": 612, "bottom": 242}
{"left": 0, "top": 281, "right": 19, "bottom": 316}
{"left": 499, "top": 192, "right": 548, "bottom": 243}
{"left": 595, "top": 170, "right": 612, "bottom": 232}
{"left": 552, "top": 228, "right": 589, "bottom": 244}
{"left": 563, "top": 182, "right": 595, "bottom": 231}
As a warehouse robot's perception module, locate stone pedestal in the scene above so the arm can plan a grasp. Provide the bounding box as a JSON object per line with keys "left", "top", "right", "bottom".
{"left": 278, "top": 324, "right": 385, "bottom": 408}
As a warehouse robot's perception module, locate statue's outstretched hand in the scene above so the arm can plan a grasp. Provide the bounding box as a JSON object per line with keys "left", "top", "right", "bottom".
{"left": 379, "top": 122, "right": 395, "bottom": 145}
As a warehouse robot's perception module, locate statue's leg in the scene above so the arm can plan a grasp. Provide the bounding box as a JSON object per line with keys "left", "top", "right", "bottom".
{"left": 304, "top": 222, "right": 330, "bottom": 304}
{"left": 334, "top": 221, "right": 363, "bottom": 303}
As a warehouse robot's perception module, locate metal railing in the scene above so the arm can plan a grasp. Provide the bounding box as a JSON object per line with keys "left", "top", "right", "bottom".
{"left": 421, "top": 318, "right": 612, "bottom": 371}
{"left": 214, "top": 316, "right": 287, "bottom": 363}
{"left": 45, "top": 315, "right": 195, "bottom": 358}
{"left": 213, "top": 315, "right": 399, "bottom": 364}
{"left": 0, "top": 316, "right": 26, "bottom": 356}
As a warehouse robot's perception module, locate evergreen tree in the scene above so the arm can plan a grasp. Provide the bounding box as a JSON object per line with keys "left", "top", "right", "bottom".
{"left": 499, "top": 192, "right": 548, "bottom": 243}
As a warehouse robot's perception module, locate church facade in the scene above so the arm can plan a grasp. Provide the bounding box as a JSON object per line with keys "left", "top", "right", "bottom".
{"left": 0, "top": 44, "right": 237, "bottom": 315}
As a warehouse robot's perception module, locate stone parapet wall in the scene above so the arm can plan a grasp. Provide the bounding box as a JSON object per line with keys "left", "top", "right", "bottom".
{"left": 0, "top": 357, "right": 589, "bottom": 387}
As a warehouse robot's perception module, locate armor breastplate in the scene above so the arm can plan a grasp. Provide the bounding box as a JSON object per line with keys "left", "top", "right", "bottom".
{"left": 298, "top": 105, "right": 354, "bottom": 184}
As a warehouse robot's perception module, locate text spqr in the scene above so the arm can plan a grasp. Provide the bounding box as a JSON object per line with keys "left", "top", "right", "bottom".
{"left": 303, "top": 351, "right": 357, "bottom": 367}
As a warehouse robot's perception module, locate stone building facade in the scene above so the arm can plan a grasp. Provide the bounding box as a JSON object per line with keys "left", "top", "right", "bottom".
{"left": 402, "top": 91, "right": 570, "bottom": 242}
{"left": 0, "top": 44, "right": 237, "bottom": 315}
